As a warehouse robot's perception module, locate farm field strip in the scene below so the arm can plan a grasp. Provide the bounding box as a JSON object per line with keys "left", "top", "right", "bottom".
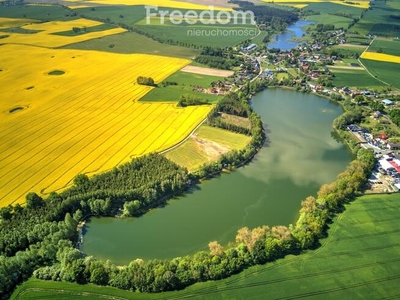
{"left": 0, "top": 100, "right": 157, "bottom": 201}
{"left": 63, "top": 0, "right": 232, "bottom": 10}
{"left": 361, "top": 51, "right": 400, "bottom": 64}
{"left": 261, "top": 0, "right": 369, "bottom": 8}
{"left": 0, "top": 68, "right": 137, "bottom": 158}
{"left": 0, "top": 18, "right": 127, "bottom": 47}
{"left": 39, "top": 104, "right": 171, "bottom": 193}
{"left": 141, "top": 106, "right": 212, "bottom": 153}
{"left": 0, "top": 59, "right": 156, "bottom": 139}
{"left": 0, "top": 44, "right": 213, "bottom": 207}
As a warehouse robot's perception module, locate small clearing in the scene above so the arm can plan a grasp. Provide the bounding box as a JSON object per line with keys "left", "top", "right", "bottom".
{"left": 181, "top": 65, "right": 234, "bottom": 77}
{"left": 192, "top": 134, "right": 229, "bottom": 160}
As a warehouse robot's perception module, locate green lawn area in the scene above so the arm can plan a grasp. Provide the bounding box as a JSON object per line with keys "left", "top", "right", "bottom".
{"left": 329, "top": 67, "right": 383, "bottom": 88}
{"left": 140, "top": 71, "right": 225, "bottom": 102}
{"left": 11, "top": 193, "right": 400, "bottom": 299}
{"left": 368, "top": 37, "right": 400, "bottom": 56}
{"left": 165, "top": 125, "right": 251, "bottom": 171}
{"left": 61, "top": 31, "right": 200, "bottom": 59}
{"left": 360, "top": 58, "right": 400, "bottom": 89}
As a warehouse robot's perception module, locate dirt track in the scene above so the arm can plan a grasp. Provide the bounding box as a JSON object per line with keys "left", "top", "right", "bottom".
{"left": 181, "top": 65, "right": 234, "bottom": 77}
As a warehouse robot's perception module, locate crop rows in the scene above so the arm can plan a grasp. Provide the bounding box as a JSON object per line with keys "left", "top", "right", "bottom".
{"left": 0, "top": 18, "right": 127, "bottom": 47}
{"left": 0, "top": 44, "right": 211, "bottom": 206}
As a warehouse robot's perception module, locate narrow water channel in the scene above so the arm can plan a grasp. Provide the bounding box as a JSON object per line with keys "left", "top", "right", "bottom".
{"left": 82, "top": 88, "right": 352, "bottom": 265}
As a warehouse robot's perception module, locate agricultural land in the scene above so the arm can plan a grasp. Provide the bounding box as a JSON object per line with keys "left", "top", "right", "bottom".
{"left": 3, "top": 0, "right": 400, "bottom": 298}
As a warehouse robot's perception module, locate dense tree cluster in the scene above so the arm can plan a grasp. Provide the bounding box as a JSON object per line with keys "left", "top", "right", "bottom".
{"left": 389, "top": 109, "right": 400, "bottom": 127}
{"left": 177, "top": 94, "right": 209, "bottom": 107}
{"left": 230, "top": 0, "right": 298, "bottom": 31}
{"left": 0, "top": 154, "right": 190, "bottom": 298}
{"left": 136, "top": 76, "right": 156, "bottom": 86}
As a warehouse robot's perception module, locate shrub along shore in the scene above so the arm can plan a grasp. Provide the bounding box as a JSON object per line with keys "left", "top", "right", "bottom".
{"left": 0, "top": 87, "right": 375, "bottom": 299}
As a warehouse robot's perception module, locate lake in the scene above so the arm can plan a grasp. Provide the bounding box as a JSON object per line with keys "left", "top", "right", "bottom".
{"left": 268, "top": 20, "right": 314, "bottom": 51}
{"left": 82, "top": 89, "right": 352, "bottom": 265}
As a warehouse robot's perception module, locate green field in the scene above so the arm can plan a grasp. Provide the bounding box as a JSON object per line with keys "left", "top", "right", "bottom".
{"left": 350, "top": 0, "right": 400, "bottom": 37}
{"left": 11, "top": 193, "right": 400, "bottom": 299}
{"left": 330, "top": 44, "right": 367, "bottom": 57}
{"left": 76, "top": 5, "right": 257, "bottom": 47}
{"left": 360, "top": 58, "right": 400, "bottom": 89}
{"left": 75, "top": 5, "right": 147, "bottom": 27}
{"left": 165, "top": 125, "right": 251, "bottom": 171}
{"left": 368, "top": 37, "right": 400, "bottom": 56}
{"left": 305, "top": 13, "right": 354, "bottom": 29}
{"left": 134, "top": 23, "right": 258, "bottom": 47}
{"left": 0, "top": 5, "right": 77, "bottom": 21}
{"left": 329, "top": 67, "right": 383, "bottom": 88}
{"left": 140, "top": 71, "right": 224, "bottom": 102}
{"left": 61, "top": 31, "right": 200, "bottom": 59}
{"left": 305, "top": 2, "right": 364, "bottom": 17}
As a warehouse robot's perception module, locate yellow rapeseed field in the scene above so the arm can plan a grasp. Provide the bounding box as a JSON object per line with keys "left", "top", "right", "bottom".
{"left": 0, "top": 18, "right": 126, "bottom": 47}
{"left": 64, "top": 0, "right": 232, "bottom": 10}
{"left": 262, "top": 0, "right": 369, "bottom": 9}
{"left": 361, "top": 51, "right": 400, "bottom": 64}
{"left": 0, "top": 44, "right": 212, "bottom": 207}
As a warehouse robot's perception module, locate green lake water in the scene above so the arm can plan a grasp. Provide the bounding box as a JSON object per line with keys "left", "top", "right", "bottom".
{"left": 82, "top": 88, "right": 352, "bottom": 265}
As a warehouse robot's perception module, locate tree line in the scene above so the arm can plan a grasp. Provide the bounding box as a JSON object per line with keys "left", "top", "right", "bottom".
{"left": 177, "top": 94, "right": 210, "bottom": 107}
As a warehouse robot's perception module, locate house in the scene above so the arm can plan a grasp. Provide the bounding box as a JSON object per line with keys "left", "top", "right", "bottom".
{"left": 387, "top": 143, "right": 400, "bottom": 150}
{"left": 374, "top": 111, "right": 382, "bottom": 119}
{"left": 244, "top": 44, "right": 257, "bottom": 52}
{"left": 382, "top": 99, "right": 394, "bottom": 106}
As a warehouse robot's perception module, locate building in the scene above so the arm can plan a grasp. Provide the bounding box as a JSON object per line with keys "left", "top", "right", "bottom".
{"left": 387, "top": 143, "right": 400, "bottom": 150}
{"left": 382, "top": 99, "right": 394, "bottom": 106}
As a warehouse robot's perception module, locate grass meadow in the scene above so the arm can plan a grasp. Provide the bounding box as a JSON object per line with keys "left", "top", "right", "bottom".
{"left": 0, "top": 44, "right": 213, "bottom": 207}
{"left": 61, "top": 31, "right": 200, "bottom": 59}
{"left": 367, "top": 38, "right": 400, "bottom": 56}
{"left": 360, "top": 58, "right": 400, "bottom": 89}
{"left": 329, "top": 67, "right": 383, "bottom": 88}
{"left": 140, "top": 71, "right": 224, "bottom": 102}
{"left": 11, "top": 193, "right": 400, "bottom": 299}
{"left": 165, "top": 125, "right": 251, "bottom": 171}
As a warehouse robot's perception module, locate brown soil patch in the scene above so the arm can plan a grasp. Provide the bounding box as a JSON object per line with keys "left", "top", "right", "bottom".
{"left": 192, "top": 135, "right": 229, "bottom": 159}
{"left": 181, "top": 65, "right": 234, "bottom": 77}
{"left": 329, "top": 65, "right": 365, "bottom": 70}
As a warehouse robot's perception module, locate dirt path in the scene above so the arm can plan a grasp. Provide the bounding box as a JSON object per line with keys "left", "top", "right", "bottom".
{"left": 192, "top": 134, "right": 229, "bottom": 159}
{"left": 181, "top": 65, "right": 234, "bottom": 77}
